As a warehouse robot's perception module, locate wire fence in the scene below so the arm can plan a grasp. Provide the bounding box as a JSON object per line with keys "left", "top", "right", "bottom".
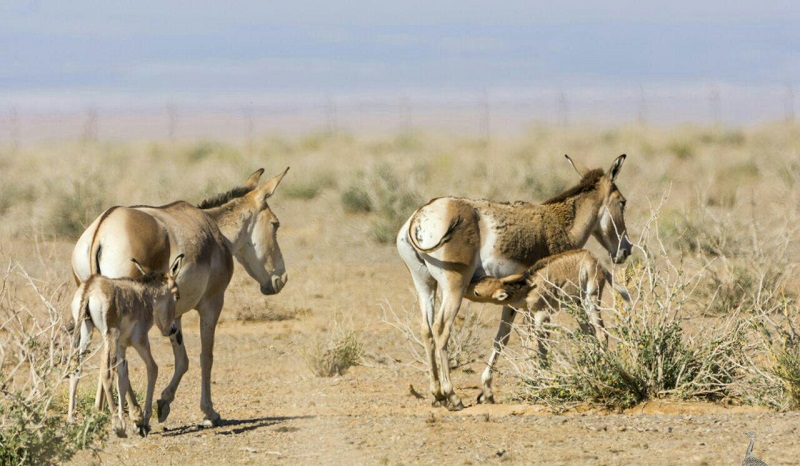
{"left": 0, "top": 85, "right": 796, "bottom": 145}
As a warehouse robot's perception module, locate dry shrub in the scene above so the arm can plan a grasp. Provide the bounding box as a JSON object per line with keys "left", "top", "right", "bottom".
{"left": 340, "top": 163, "right": 422, "bottom": 243}
{"left": 48, "top": 174, "right": 110, "bottom": 239}
{"left": 281, "top": 169, "right": 336, "bottom": 201}
{"left": 0, "top": 264, "right": 108, "bottom": 465}
{"left": 506, "top": 202, "right": 748, "bottom": 412}
{"left": 234, "top": 300, "right": 310, "bottom": 323}
{"left": 379, "top": 300, "right": 484, "bottom": 371}
{"left": 301, "top": 320, "right": 364, "bottom": 377}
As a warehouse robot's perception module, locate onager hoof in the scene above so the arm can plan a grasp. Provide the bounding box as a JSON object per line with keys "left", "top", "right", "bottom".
{"left": 199, "top": 414, "right": 222, "bottom": 428}
{"left": 446, "top": 398, "right": 465, "bottom": 412}
{"left": 136, "top": 423, "right": 151, "bottom": 438}
{"left": 113, "top": 420, "right": 127, "bottom": 438}
{"left": 156, "top": 399, "right": 170, "bottom": 423}
{"left": 477, "top": 392, "right": 495, "bottom": 404}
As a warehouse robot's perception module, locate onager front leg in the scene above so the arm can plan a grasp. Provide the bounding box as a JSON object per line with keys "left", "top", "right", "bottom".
{"left": 198, "top": 296, "right": 224, "bottom": 427}
{"left": 479, "top": 305, "right": 517, "bottom": 404}
{"left": 158, "top": 316, "right": 188, "bottom": 423}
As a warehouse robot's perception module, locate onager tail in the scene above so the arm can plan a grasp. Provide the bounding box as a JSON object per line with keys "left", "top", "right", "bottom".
{"left": 72, "top": 286, "right": 91, "bottom": 349}
{"left": 408, "top": 213, "right": 463, "bottom": 254}
{"left": 603, "top": 269, "right": 631, "bottom": 303}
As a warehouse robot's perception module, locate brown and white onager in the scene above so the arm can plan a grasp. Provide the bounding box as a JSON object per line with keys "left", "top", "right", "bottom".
{"left": 467, "top": 248, "right": 631, "bottom": 364}
{"left": 68, "top": 254, "right": 183, "bottom": 437}
{"left": 397, "top": 154, "right": 632, "bottom": 410}
{"left": 71, "top": 168, "right": 289, "bottom": 426}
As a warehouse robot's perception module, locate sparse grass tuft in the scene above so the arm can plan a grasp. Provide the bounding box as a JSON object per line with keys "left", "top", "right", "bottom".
{"left": 301, "top": 321, "right": 364, "bottom": 377}
{"left": 234, "top": 300, "right": 310, "bottom": 322}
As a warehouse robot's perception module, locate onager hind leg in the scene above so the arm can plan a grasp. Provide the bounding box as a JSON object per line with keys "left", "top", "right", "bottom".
{"left": 432, "top": 282, "right": 468, "bottom": 411}
{"left": 101, "top": 329, "right": 126, "bottom": 437}
{"left": 158, "top": 316, "right": 188, "bottom": 423}
{"left": 478, "top": 305, "right": 517, "bottom": 404}
{"left": 132, "top": 337, "right": 158, "bottom": 437}
{"left": 397, "top": 232, "right": 444, "bottom": 403}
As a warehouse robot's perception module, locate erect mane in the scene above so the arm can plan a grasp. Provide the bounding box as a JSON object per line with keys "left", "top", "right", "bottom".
{"left": 197, "top": 185, "right": 255, "bottom": 209}
{"left": 542, "top": 169, "right": 605, "bottom": 205}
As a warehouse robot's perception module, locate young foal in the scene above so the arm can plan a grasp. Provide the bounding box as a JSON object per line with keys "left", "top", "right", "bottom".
{"left": 68, "top": 254, "right": 183, "bottom": 437}
{"left": 466, "top": 249, "right": 631, "bottom": 360}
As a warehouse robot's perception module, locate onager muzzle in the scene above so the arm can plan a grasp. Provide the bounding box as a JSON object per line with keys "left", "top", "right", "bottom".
{"left": 261, "top": 273, "right": 288, "bottom": 295}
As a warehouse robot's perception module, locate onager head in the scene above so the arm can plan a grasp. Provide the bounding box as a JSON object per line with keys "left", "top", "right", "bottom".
{"left": 467, "top": 273, "right": 529, "bottom": 304}
{"left": 239, "top": 168, "right": 290, "bottom": 295}
{"left": 132, "top": 254, "right": 184, "bottom": 337}
{"left": 565, "top": 154, "right": 632, "bottom": 264}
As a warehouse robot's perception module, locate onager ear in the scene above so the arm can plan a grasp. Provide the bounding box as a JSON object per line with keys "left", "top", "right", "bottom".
{"left": 243, "top": 168, "right": 265, "bottom": 190}
{"left": 500, "top": 273, "right": 527, "bottom": 284}
{"left": 564, "top": 154, "right": 587, "bottom": 178}
{"left": 492, "top": 290, "right": 509, "bottom": 301}
{"left": 169, "top": 253, "right": 185, "bottom": 277}
{"left": 608, "top": 154, "right": 626, "bottom": 181}
{"left": 131, "top": 258, "right": 147, "bottom": 276}
{"left": 255, "top": 167, "right": 290, "bottom": 205}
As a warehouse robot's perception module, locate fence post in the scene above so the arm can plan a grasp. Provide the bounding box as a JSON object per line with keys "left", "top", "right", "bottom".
{"left": 82, "top": 106, "right": 98, "bottom": 142}
{"left": 637, "top": 85, "right": 647, "bottom": 126}
{"left": 784, "top": 81, "right": 795, "bottom": 123}
{"left": 401, "top": 95, "right": 413, "bottom": 133}
{"left": 9, "top": 106, "right": 19, "bottom": 153}
{"left": 243, "top": 105, "right": 255, "bottom": 153}
{"left": 558, "top": 91, "right": 568, "bottom": 128}
{"left": 325, "top": 95, "right": 337, "bottom": 136}
{"left": 167, "top": 103, "right": 178, "bottom": 141}
{"left": 709, "top": 86, "right": 721, "bottom": 126}
{"left": 479, "top": 90, "right": 491, "bottom": 142}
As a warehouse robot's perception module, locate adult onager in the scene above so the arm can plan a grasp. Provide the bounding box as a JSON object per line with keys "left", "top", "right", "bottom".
{"left": 71, "top": 168, "right": 289, "bottom": 426}
{"left": 466, "top": 248, "right": 631, "bottom": 358}
{"left": 68, "top": 254, "right": 183, "bottom": 437}
{"left": 397, "top": 154, "right": 632, "bottom": 410}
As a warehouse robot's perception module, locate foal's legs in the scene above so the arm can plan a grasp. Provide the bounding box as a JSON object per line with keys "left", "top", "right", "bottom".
{"left": 478, "top": 305, "right": 517, "bottom": 404}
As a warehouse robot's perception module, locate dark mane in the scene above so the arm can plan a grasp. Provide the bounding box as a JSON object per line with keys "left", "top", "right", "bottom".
{"left": 542, "top": 169, "right": 605, "bottom": 205}
{"left": 197, "top": 185, "right": 254, "bottom": 209}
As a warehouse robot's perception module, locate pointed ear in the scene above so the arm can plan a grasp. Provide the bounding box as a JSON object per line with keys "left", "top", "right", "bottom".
{"left": 564, "top": 154, "right": 587, "bottom": 178}
{"left": 131, "top": 258, "right": 147, "bottom": 276}
{"left": 170, "top": 253, "right": 185, "bottom": 277}
{"left": 608, "top": 154, "right": 626, "bottom": 181}
{"left": 492, "top": 290, "right": 509, "bottom": 301}
{"left": 244, "top": 168, "right": 265, "bottom": 190}
{"left": 256, "top": 167, "right": 290, "bottom": 202}
{"left": 501, "top": 273, "right": 527, "bottom": 284}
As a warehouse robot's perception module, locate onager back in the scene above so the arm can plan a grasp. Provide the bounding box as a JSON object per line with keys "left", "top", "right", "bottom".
{"left": 397, "top": 154, "right": 632, "bottom": 409}
{"left": 466, "top": 249, "right": 631, "bottom": 358}
{"left": 68, "top": 254, "right": 184, "bottom": 437}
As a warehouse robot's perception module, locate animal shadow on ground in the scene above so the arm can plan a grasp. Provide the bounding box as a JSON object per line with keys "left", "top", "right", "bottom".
{"left": 156, "top": 416, "right": 314, "bottom": 437}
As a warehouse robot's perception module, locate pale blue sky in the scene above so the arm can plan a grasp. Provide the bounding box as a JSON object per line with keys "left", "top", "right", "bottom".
{"left": 2, "top": 1, "right": 799, "bottom": 108}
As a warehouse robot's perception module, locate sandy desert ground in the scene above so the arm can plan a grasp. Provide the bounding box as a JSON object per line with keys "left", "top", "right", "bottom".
{"left": 2, "top": 125, "right": 800, "bottom": 465}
